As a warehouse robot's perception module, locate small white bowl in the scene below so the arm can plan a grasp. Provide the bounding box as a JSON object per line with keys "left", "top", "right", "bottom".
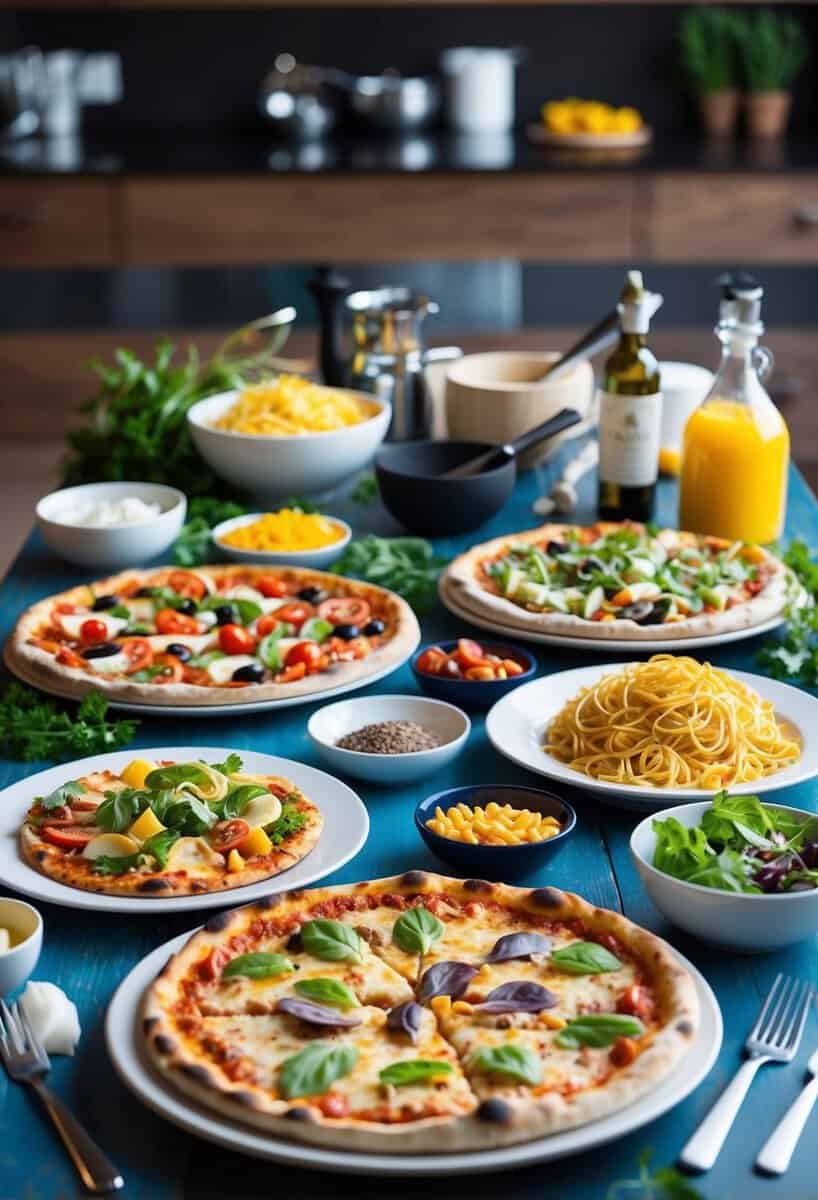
{"left": 0, "top": 898, "right": 43, "bottom": 996}
{"left": 631, "top": 801, "right": 818, "bottom": 953}
{"left": 212, "top": 512, "right": 352, "bottom": 570}
{"left": 36, "top": 482, "right": 187, "bottom": 569}
{"left": 308, "top": 695, "right": 470, "bottom": 786}
{"left": 187, "top": 389, "right": 391, "bottom": 501}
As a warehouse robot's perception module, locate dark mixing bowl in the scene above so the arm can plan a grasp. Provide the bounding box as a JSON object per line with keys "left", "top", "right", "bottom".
{"left": 375, "top": 440, "right": 516, "bottom": 536}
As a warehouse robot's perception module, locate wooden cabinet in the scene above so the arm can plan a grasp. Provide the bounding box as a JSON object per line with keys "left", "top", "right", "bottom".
{"left": 0, "top": 180, "right": 118, "bottom": 268}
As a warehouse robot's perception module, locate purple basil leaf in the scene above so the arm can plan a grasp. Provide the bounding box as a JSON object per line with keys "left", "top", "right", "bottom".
{"left": 386, "top": 1001, "right": 424, "bottom": 1044}
{"left": 474, "top": 981, "right": 559, "bottom": 1014}
{"left": 418, "top": 961, "right": 478, "bottom": 1003}
{"left": 485, "top": 932, "right": 552, "bottom": 964}
{"left": 276, "top": 997, "right": 362, "bottom": 1028}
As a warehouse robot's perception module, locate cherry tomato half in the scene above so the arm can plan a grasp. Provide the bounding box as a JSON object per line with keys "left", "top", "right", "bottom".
{"left": 198, "top": 946, "right": 231, "bottom": 981}
{"left": 119, "top": 637, "right": 154, "bottom": 673}
{"left": 80, "top": 618, "right": 109, "bottom": 645}
{"left": 453, "top": 638, "right": 486, "bottom": 669}
{"left": 56, "top": 646, "right": 86, "bottom": 669}
{"left": 275, "top": 602, "right": 314, "bottom": 629}
{"left": 257, "top": 575, "right": 288, "bottom": 598}
{"left": 155, "top": 608, "right": 202, "bottom": 636}
{"left": 218, "top": 624, "right": 256, "bottom": 655}
{"left": 318, "top": 597, "right": 371, "bottom": 626}
{"left": 151, "top": 653, "right": 185, "bottom": 684}
{"left": 415, "top": 648, "right": 448, "bottom": 676}
{"left": 168, "top": 570, "right": 208, "bottom": 600}
{"left": 41, "top": 824, "right": 97, "bottom": 849}
{"left": 285, "top": 641, "right": 322, "bottom": 670}
{"left": 255, "top": 614, "right": 281, "bottom": 638}
{"left": 210, "top": 819, "right": 251, "bottom": 853}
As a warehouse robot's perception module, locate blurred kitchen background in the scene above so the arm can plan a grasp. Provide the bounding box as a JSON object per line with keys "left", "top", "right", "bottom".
{"left": 2, "top": 1, "right": 818, "bottom": 568}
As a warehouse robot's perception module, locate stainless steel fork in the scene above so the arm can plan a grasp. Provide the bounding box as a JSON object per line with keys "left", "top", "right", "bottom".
{"left": 679, "top": 974, "right": 814, "bottom": 1173}
{"left": 0, "top": 999, "right": 123, "bottom": 1194}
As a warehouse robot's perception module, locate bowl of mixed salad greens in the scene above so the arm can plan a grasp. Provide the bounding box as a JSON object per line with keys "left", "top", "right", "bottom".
{"left": 630, "top": 792, "right": 818, "bottom": 951}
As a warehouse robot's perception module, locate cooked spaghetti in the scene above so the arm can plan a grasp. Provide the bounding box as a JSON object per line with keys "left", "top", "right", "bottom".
{"left": 545, "top": 655, "right": 800, "bottom": 789}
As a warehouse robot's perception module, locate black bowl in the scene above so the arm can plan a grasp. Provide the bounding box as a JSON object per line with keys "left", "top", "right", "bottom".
{"left": 375, "top": 440, "right": 516, "bottom": 536}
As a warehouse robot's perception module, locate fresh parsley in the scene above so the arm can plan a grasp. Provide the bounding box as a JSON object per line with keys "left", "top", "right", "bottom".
{"left": 0, "top": 684, "right": 138, "bottom": 762}
{"left": 332, "top": 535, "right": 448, "bottom": 613}
{"left": 267, "top": 801, "right": 308, "bottom": 844}
{"left": 758, "top": 539, "right": 818, "bottom": 685}
{"left": 351, "top": 472, "right": 378, "bottom": 506}
{"left": 607, "top": 1150, "right": 704, "bottom": 1200}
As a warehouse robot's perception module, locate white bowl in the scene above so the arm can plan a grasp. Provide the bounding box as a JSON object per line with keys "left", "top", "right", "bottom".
{"left": 0, "top": 898, "right": 43, "bottom": 995}
{"left": 308, "top": 694, "right": 470, "bottom": 785}
{"left": 212, "top": 512, "right": 352, "bottom": 569}
{"left": 631, "top": 801, "right": 818, "bottom": 953}
{"left": 36, "top": 482, "right": 187, "bottom": 569}
{"left": 187, "top": 389, "right": 391, "bottom": 501}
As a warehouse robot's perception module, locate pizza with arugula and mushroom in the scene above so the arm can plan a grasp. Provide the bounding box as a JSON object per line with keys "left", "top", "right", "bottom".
{"left": 7, "top": 565, "right": 419, "bottom": 706}
{"left": 443, "top": 521, "right": 789, "bottom": 641}
{"left": 142, "top": 871, "right": 698, "bottom": 1150}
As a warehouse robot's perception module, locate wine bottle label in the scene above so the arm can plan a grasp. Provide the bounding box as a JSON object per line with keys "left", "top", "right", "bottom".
{"left": 598, "top": 390, "right": 662, "bottom": 487}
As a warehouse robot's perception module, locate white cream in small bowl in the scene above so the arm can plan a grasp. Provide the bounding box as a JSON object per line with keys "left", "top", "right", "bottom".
{"left": 0, "top": 897, "right": 43, "bottom": 996}
{"left": 37, "top": 482, "right": 187, "bottom": 569}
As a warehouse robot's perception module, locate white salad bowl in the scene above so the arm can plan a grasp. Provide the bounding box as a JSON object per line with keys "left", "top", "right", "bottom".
{"left": 212, "top": 512, "right": 352, "bottom": 570}
{"left": 631, "top": 800, "right": 818, "bottom": 953}
{"left": 308, "top": 694, "right": 470, "bottom": 785}
{"left": 36, "top": 482, "right": 187, "bottom": 569}
{"left": 0, "top": 898, "right": 43, "bottom": 995}
{"left": 187, "top": 389, "right": 392, "bottom": 501}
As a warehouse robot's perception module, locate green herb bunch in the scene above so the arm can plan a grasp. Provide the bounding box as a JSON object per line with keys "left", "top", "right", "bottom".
{"left": 758, "top": 539, "right": 818, "bottom": 685}
{"left": 738, "top": 9, "right": 808, "bottom": 92}
{"left": 0, "top": 684, "right": 138, "bottom": 762}
{"left": 332, "top": 536, "right": 448, "bottom": 613}
{"left": 607, "top": 1149, "right": 703, "bottom": 1199}
{"left": 679, "top": 7, "right": 745, "bottom": 95}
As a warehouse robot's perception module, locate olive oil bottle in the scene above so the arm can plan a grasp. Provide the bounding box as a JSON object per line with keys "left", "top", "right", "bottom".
{"left": 597, "top": 270, "right": 663, "bottom": 522}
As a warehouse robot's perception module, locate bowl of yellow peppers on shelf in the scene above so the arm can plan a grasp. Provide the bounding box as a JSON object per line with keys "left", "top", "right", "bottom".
{"left": 530, "top": 98, "right": 652, "bottom": 149}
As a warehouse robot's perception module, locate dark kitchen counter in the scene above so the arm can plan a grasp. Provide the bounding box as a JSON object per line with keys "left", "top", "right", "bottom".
{"left": 3, "top": 128, "right": 818, "bottom": 177}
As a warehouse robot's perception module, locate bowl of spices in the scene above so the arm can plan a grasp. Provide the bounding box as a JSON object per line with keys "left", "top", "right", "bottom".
{"left": 415, "top": 784, "right": 576, "bottom": 877}
{"left": 307, "top": 694, "right": 470, "bottom": 785}
{"left": 412, "top": 637, "right": 536, "bottom": 709}
{"left": 212, "top": 509, "right": 352, "bottom": 569}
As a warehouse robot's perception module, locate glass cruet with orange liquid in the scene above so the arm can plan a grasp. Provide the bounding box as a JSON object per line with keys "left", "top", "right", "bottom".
{"left": 679, "top": 278, "right": 789, "bottom": 543}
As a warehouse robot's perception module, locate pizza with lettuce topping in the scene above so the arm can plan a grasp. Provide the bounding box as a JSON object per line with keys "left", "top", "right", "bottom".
{"left": 7, "top": 565, "right": 419, "bottom": 706}
{"left": 19, "top": 754, "right": 322, "bottom": 897}
{"left": 444, "top": 521, "right": 788, "bottom": 641}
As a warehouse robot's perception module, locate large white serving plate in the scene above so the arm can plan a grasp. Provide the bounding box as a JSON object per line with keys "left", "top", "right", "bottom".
{"left": 486, "top": 665, "right": 818, "bottom": 809}
{"left": 4, "top": 640, "right": 418, "bottom": 717}
{"left": 439, "top": 577, "right": 789, "bottom": 654}
{"left": 106, "top": 931, "right": 721, "bottom": 1176}
{"left": 0, "top": 747, "right": 368, "bottom": 914}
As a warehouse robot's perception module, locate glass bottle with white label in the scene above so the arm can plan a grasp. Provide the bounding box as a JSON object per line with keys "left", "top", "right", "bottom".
{"left": 597, "top": 270, "right": 663, "bottom": 522}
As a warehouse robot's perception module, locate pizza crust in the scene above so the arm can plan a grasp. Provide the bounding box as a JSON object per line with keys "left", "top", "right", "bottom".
{"left": 142, "top": 871, "right": 700, "bottom": 1152}
{"left": 442, "top": 521, "right": 788, "bottom": 641}
{"left": 7, "top": 565, "right": 420, "bottom": 707}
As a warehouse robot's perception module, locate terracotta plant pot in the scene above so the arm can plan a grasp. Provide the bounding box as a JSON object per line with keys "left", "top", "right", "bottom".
{"left": 698, "top": 88, "right": 740, "bottom": 137}
{"left": 745, "top": 90, "right": 792, "bottom": 139}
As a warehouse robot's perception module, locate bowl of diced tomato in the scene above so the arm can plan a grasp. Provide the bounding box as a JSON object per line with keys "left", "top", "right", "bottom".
{"left": 411, "top": 637, "right": 536, "bottom": 709}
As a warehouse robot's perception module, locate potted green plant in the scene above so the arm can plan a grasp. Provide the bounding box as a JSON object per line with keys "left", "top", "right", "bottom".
{"left": 738, "top": 10, "right": 809, "bottom": 138}
{"left": 679, "top": 7, "right": 745, "bottom": 136}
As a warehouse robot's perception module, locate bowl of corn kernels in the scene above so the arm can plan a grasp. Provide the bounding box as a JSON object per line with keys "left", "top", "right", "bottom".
{"left": 212, "top": 508, "right": 352, "bottom": 569}
{"left": 415, "top": 784, "right": 576, "bottom": 878}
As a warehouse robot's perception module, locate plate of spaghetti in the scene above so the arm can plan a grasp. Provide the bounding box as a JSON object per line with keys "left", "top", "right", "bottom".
{"left": 486, "top": 655, "right": 818, "bottom": 807}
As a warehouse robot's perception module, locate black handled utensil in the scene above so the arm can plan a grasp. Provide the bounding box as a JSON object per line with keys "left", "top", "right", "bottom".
{"left": 442, "top": 406, "right": 583, "bottom": 479}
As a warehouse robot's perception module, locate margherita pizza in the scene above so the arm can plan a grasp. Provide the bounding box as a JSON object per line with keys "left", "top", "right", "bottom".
{"left": 142, "top": 871, "right": 698, "bottom": 1151}
{"left": 443, "top": 520, "right": 789, "bottom": 641}
{"left": 7, "top": 565, "right": 419, "bottom": 706}
{"left": 20, "top": 754, "right": 322, "bottom": 898}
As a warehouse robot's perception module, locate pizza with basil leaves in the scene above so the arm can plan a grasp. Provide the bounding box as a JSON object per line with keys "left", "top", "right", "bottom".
{"left": 20, "top": 754, "right": 322, "bottom": 897}
{"left": 142, "top": 871, "right": 698, "bottom": 1151}
{"left": 8, "top": 564, "right": 419, "bottom": 706}
{"left": 443, "top": 521, "right": 788, "bottom": 641}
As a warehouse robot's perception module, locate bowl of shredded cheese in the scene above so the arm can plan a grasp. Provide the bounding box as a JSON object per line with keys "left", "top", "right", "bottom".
{"left": 212, "top": 509, "right": 351, "bottom": 568}
{"left": 187, "top": 378, "right": 391, "bottom": 500}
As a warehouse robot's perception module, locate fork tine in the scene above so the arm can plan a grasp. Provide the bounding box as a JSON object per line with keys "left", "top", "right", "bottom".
{"left": 752, "top": 973, "right": 785, "bottom": 1040}
{"left": 780, "top": 980, "right": 813, "bottom": 1052}
{"left": 0, "top": 999, "right": 24, "bottom": 1055}
{"left": 14, "top": 1002, "right": 48, "bottom": 1068}
{"left": 765, "top": 976, "right": 798, "bottom": 1043}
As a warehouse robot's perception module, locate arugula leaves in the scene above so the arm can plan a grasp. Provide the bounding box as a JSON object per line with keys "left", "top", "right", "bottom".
{"left": 38, "top": 780, "right": 84, "bottom": 810}
{"left": 332, "top": 536, "right": 448, "bottom": 614}
{"left": 96, "top": 788, "right": 147, "bottom": 832}
{"left": 215, "top": 784, "right": 269, "bottom": 821}
{"left": 267, "top": 803, "right": 308, "bottom": 845}
{"left": 0, "top": 684, "right": 138, "bottom": 762}
{"left": 759, "top": 539, "right": 818, "bottom": 685}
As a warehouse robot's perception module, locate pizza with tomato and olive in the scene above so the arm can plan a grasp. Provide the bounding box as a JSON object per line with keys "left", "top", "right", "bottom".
{"left": 443, "top": 521, "right": 789, "bottom": 641}
{"left": 20, "top": 754, "right": 323, "bottom": 897}
{"left": 7, "top": 565, "right": 419, "bottom": 707}
{"left": 142, "top": 871, "right": 698, "bottom": 1151}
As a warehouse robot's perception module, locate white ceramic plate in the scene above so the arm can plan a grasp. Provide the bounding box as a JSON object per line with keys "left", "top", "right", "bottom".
{"left": 4, "top": 640, "right": 418, "bottom": 717}
{"left": 105, "top": 930, "right": 721, "bottom": 1176}
{"left": 486, "top": 665, "right": 818, "bottom": 808}
{"left": 439, "top": 577, "right": 788, "bottom": 653}
{"left": 526, "top": 122, "right": 653, "bottom": 149}
{"left": 0, "top": 747, "right": 368, "bottom": 914}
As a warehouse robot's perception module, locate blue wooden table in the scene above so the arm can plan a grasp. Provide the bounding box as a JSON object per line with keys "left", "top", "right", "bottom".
{"left": 2, "top": 454, "right": 817, "bottom": 1200}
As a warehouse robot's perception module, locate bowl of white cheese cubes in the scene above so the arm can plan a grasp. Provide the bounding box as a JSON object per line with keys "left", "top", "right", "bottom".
{"left": 36, "top": 482, "right": 187, "bottom": 568}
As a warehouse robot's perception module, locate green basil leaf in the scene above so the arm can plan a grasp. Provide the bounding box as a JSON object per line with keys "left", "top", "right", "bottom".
{"left": 294, "top": 978, "right": 359, "bottom": 1009}
{"left": 39, "top": 780, "right": 85, "bottom": 810}
{"left": 470, "top": 1044, "right": 543, "bottom": 1086}
{"left": 92, "top": 853, "right": 141, "bottom": 876}
{"left": 378, "top": 1059, "right": 453, "bottom": 1087}
{"left": 140, "top": 828, "right": 180, "bottom": 869}
{"left": 555, "top": 1014, "right": 644, "bottom": 1049}
{"left": 145, "top": 763, "right": 213, "bottom": 791}
{"left": 300, "top": 617, "right": 333, "bottom": 643}
{"left": 107, "top": 604, "right": 131, "bottom": 619}
{"left": 301, "top": 919, "right": 364, "bottom": 963}
{"left": 96, "top": 788, "right": 146, "bottom": 832}
{"left": 279, "top": 1042, "right": 358, "bottom": 1099}
{"left": 392, "top": 907, "right": 445, "bottom": 956}
{"left": 217, "top": 783, "right": 269, "bottom": 820}
{"left": 258, "top": 632, "right": 284, "bottom": 671}
{"left": 187, "top": 650, "right": 225, "bottom": 669}
{"left": 549, "top": 942, "right": 622, "bottom": 975}
{"left": 200, "top": 596, "right": 261, "bottom": 625}
{"left": 222, "top": 952, "right": 295, "bottom": 980}
{"left": 131, "top": 664, "right": 176, "bottom": 683}
{"left": 163, "top": 795, "right": 218, "bottom": 835}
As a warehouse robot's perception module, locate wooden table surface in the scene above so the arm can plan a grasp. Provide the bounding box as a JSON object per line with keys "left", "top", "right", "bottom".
{"left": 1, "top": 455, "right": 817, "bottom": 1200}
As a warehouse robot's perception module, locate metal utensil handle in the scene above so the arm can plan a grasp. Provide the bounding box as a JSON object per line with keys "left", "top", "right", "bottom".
{"left": 539, "top": 309, "right": 620, "bottom": 385}
{"left": 756, "top": 1074, "right": 818, "bottom": 1176}
{"left": 508, "top": 406, "right": 583, "bottom": 458}
{"left": 679, "top": 1057, "right": 768, "bottom": 1173}
{"left": 30, "top": 1077, "right": 123, "bottom": 1194}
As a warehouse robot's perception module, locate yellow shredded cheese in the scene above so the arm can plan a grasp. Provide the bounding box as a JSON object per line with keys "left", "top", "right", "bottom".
{"left": 426, "top": 802, "right": 562, "bottom": 847}
{"left": 214, "top": 376, "right": 378, "bottom": 436}
{"left": 221, "top": 509, "right": 346, "bottom": 553}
